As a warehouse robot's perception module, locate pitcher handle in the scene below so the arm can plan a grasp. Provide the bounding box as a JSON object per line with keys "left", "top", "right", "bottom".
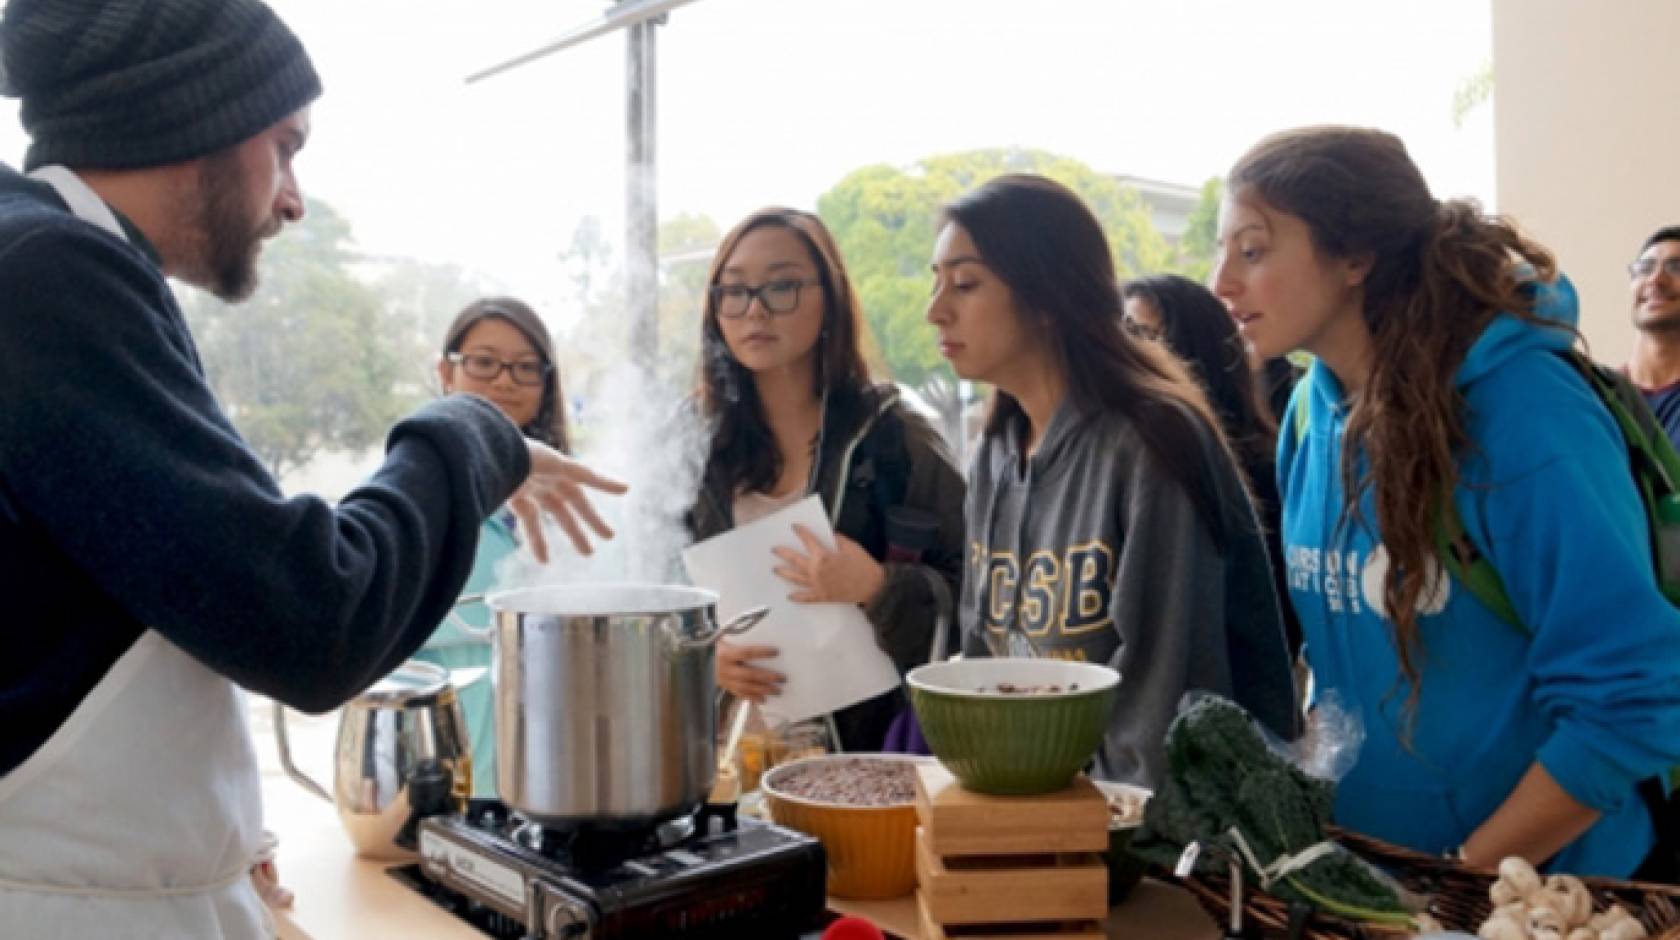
{"left": 272, "top": 700, "right": 332, "bottom": 804}
{"left": 679, "top": 605, "right": 770, "bottom": 650}
{"left": 449, "top": 592, "right": 495, "bottom": 640}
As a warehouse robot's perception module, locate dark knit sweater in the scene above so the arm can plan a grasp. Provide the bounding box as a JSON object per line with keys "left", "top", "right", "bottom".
{"left": 0, "top": 164, "right": 530, "bottom": 776}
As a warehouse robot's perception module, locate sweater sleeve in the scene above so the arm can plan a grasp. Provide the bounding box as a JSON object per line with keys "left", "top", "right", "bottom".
{"left": 1468, "top": 360, "right": 1680, "bottom": 814}
{"left": 862, "top": 407, "right": 967, "bottom": 671}
{"left": 0, "top": 220, "right": 531, "bottom": 713}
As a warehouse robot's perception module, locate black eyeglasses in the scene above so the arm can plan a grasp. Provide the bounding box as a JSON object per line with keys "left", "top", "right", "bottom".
{"left": 446, "top": 352, "right": 550, "bottom": 387}
{"left": 710, "top": 279, "right": 820, "bottom": 318}
{"left": 1123, "top": 317, "right": 1163, "bottom": 341}
{"left": 1630, "top": 257, "right": 1680, "bottom": 280}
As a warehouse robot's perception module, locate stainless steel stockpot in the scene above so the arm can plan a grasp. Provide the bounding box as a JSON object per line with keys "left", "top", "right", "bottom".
{"left": 477, "top": 584, "right": 765, "bottom": 829}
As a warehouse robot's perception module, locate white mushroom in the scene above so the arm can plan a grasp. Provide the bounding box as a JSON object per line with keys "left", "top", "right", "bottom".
{"left": 1478, "top": 911, "right": 1528, "bottom": 940}
{"left": 1489, "top": 880, "right": 1523, "bottom": 908}
{"left": 1594, "top": 906, "right": 1648, "bottom": 940}
{"left": 1589, "top": 905, "right": 1638, "bottom": 932}
{"left": 1543, "top": 874, "right": 1594, "bottom": 928}
{"left": 1603, "top": 920, "right": 1649, "bottom": 940}
{"left": 1564, "top": 929, "right": 1596, "bottom": 940}
{"left": 1492, "top": 856, "right": 1544, "bottom": 906}
{"left": 1530, "top": 904, "right": 1567, "bottom": 936}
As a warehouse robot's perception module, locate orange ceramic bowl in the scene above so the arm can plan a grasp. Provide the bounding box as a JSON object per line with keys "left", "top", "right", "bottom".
{"left": 761, "top": 754, "right": 923, "bottom": 900}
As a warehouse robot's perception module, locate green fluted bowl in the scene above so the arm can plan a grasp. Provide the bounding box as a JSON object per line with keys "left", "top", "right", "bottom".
{"left": 907, "top": 658, "right": 1120, "bottom": 795}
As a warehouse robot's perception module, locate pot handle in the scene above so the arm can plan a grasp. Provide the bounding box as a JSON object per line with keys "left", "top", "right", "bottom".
{"left": 680, "top": 605, "right": 770, "bottom": 650}
{"left": 447, "top": 592, "right": 495, "bottom": 641}
{"left": 272, "top": 701, "right": 332, "bottom": 804}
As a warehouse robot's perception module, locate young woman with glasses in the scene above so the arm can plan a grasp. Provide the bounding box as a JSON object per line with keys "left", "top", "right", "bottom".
{"left": 927, "top": 175, "right": 1297, "bottom": 790}
{"left": 416, "top": 296, "right": 570, "bottom": 796}
{"left": 1121, "top": 274, "right": 1302, "bottom": 660}
{"left": 1211, "top": 126, "right": 1680, "bottom": 876}
{"left": 688, "top": 207, "right": 966, "bottom": 752}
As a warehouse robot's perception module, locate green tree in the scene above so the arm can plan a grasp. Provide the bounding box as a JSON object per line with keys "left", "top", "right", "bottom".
{"left": 1177, "top": 177, "right": 1224, "bottom": 283}
{"left": 816, "top": 147, "right": 1175, "bottom": 440}
{"left": 1452, "top": 59, "right": 1493, "bottom": 129}
{"left": 373, "top": 256, "right": 501, "bottom": 391}
{"left": 557, "top": 213, "right": 723, "bottom": 445}
{"left": 563, "top": 214, "right": 613, "bottom": 310}
{"left": 181, "top": 198, "right": 423, "bottom": 482}
{"left": 654, "top": 211, "right": 723, "bottom": 393}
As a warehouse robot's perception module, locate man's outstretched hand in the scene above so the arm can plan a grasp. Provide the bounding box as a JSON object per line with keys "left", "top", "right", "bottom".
{"left": 507, "top": 441, "right": 629, "bottom": 562}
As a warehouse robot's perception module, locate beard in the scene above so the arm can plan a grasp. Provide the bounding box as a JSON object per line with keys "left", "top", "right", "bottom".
{"left": 192, "top": 151, "right": 273, "bottom": 302}
{"left": 1634, "top": 297, "right": 1680, "bottom": 335}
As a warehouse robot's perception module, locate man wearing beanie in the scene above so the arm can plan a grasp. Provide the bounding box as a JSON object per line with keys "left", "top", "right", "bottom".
{"left": 0, "top": 1, "right": 623, "bottom": 936}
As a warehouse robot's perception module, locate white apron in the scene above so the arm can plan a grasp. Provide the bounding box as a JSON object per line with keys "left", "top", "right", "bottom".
{"left": 0, "top": 166, "right": 273, "bottom": 939}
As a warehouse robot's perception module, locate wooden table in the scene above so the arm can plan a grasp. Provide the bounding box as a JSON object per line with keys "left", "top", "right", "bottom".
{"left": 830, "top": 880, "right": 1219, "bottom": 940}
{"left": 261, "top": 775, "right": 1216, "bottom": 939}
{"left": 254, "top": 708, "right": 1218, "bottom": 938}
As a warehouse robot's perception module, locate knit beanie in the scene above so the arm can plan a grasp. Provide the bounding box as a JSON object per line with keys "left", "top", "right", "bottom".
{"left": 0, "top": 0, "right": 322, "bottom": 171}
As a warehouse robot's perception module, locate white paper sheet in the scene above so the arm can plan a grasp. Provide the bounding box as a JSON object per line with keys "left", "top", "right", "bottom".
{"left": 682, "top": 495, "right": 901, "bottom": 724}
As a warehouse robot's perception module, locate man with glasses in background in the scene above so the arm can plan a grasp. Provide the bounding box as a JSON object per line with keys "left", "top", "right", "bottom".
{"left": 1626, "top": 227, "right": 1680, "bottom": 449}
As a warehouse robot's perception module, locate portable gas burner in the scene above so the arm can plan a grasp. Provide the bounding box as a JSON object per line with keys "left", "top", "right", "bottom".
{"left": 390, "top": 799, "right": 827, "bottom": 939}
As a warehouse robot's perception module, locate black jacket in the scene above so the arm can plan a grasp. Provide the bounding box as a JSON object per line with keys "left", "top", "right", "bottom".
{"left": 688, "top": 383, "right": 966, "bottom": 750}
{"left": 0, "top": 164, "right": 529, "bottom": 775}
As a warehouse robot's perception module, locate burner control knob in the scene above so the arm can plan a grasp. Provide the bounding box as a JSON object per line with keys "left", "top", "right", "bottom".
{"left": 545, "top": 899, "right": 592, "bottom": 940}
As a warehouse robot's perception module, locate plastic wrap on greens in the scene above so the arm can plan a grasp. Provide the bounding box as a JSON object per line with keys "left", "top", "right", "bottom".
{"left": 1131, "top": 696, "right": 1418, "bottom": 927}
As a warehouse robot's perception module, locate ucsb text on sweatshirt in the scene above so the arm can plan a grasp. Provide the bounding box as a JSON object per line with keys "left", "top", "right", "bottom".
{"left": 959, "top": 400, "right": 1298, "bottom": 788}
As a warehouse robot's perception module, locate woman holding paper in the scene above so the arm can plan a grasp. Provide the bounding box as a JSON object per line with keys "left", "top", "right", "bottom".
{"left": 926, "top": 175, "right": 1297, "bottom": 790}
{"left": 687, "top": 207, "right": 966, "bottom": 752}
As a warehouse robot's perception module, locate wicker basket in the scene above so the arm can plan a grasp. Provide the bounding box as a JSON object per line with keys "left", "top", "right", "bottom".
{"left": 1172, "top": 828, "right": 1680, "bottom": 939}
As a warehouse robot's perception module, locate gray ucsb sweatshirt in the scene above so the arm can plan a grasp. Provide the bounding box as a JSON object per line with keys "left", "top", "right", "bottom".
{"left": 959, "top": 400, "right": 1298, "bottom": 789}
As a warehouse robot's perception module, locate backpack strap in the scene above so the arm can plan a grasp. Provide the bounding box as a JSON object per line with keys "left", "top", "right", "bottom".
{"left": 1564, "top": 351, "right": 1680, "bottom": 606}
{"left": 1433, "top": 348, "right": 1680, "bottom": 631}
{"left": 1434, "top": 500, "right": 1524, "bottom": 632}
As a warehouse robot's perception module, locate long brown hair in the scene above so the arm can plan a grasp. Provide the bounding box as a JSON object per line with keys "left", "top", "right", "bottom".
{"left": 1227, "top": 126, "right": 1557, "bottom": 704}
{"left": 943, "top": 174, "right": 1240, "bottom": 548}
{"left": 441, "top": 297, "right": 570, "bottom": 452}
{"left": 697, "top": 207, "right": 871, "bottom": 496}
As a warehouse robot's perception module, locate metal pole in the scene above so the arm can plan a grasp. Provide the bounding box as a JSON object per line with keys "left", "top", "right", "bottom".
{"left": 464, "top": 0, "right": 696, "bottom": 85}
{"left": 625, "top": 14, "right": 659, "bottom": 364}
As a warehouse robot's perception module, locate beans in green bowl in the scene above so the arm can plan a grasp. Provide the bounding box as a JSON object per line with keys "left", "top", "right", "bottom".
{"left": 908, "top": 657, "right": 1120, "bottom": 796}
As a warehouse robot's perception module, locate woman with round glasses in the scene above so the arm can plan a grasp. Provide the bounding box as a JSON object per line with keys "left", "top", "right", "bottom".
{"left": 688, "top": 207, "right": 966, "bottom": 753}
{"left": 417, "top": 296, "right": 571, "bottom": 795}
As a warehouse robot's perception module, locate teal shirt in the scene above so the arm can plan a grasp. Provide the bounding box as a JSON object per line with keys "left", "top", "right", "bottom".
{"left": 414, "top": 511, "right": 516, "bottom": 796}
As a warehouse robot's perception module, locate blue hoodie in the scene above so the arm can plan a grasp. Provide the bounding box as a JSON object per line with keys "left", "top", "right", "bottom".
{"left": 1278, "top": 277, "right": 1680, "bottom": 876}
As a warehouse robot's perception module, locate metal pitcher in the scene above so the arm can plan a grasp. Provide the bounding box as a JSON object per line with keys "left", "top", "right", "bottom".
{"left": 274, "top": 660, "right": 471, "bottom": 860}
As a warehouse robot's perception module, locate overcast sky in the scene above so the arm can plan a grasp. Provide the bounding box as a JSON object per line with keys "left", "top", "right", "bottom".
{"left": 0, "top": 0, "right": 1494, "bottom": 329}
